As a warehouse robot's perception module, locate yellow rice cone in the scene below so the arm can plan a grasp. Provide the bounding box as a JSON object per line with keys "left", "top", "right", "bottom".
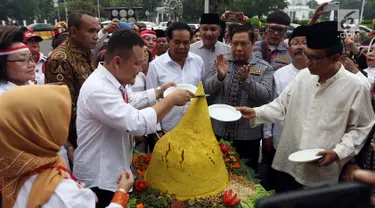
{"left": 145, "top": 82, "right": 228, "bottom": 200}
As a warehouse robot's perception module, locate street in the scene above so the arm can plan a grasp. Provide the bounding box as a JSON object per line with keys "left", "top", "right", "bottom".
{"left": 40, "top": 39, "right": 53, "bottom": 55}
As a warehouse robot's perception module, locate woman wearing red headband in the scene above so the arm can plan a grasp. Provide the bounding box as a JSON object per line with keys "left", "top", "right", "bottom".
{"left": 140, "top": 30, "right": 157, "bottom": 59}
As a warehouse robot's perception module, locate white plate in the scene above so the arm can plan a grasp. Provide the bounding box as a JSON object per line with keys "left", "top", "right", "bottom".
{"left": 163, "top": 84, "right": 197, "bottom": 98}
{"left": 208, "top": 104, "right": 241, "bottom": 122}
{"left": 288, "top": 148, "right": 324, "bottom": 163}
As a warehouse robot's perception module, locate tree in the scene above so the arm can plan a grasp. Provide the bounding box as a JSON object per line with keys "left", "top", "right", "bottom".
{"left": 66, "top": 0, "right": 96, "bottom": 14}
{"left": 195, "top": 0, "right": 232, "bottom": 13}
{"left": 38, "top": 0, "right": 56, "bottom": 23}
{"left": 1, "top": 0, "right": 40, "bottom": 23}
{"left": 232, "top": 0, "right": 289, "bottom": 19}
{"left": 306, "top": 0, "right": 318, "bottom": 9}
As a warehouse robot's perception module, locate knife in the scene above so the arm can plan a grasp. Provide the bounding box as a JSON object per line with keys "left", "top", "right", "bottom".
{"left": 191, "top": 94, "right": 210, "bottom": 98}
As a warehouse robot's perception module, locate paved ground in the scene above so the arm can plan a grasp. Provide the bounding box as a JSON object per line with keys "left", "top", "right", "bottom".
{"left": 40, "top": 39, "right": 52, "bottom": 55}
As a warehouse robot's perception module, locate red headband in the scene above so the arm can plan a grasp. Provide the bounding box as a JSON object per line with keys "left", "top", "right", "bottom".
{"left": 267, "top": 22, "right": 288, "bottom": 28}
{"left": 0, "top": 45, "right": 29, "bottom": 56}
{"left": 140, "top": 30, "right": 157, "bottom": 39}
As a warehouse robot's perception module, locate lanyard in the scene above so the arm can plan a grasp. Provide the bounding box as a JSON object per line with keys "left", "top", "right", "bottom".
{"left": 120, "top": 85, "right": 129, "bottom": 103}
{"left": 266, "top": 41, "right": 278, "bottom": 62}
{"left": 33, "top": 165, "right": 78, "bottom": 182}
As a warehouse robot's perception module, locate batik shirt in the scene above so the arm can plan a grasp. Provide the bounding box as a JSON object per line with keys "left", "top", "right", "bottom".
{"left": 45, "top": 40, "right": 96, "bottom": 148}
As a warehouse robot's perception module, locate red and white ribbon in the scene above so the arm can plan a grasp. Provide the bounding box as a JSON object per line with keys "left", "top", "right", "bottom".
{"left": 0, "top": 45, "right": 29, "bottom": 56}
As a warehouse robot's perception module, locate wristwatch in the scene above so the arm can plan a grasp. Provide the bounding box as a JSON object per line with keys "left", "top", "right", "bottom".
{"left": 157, "top": 87, "right": 163, "bottom": 98}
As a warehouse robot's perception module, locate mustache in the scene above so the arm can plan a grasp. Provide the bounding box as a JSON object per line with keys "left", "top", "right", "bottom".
{"left": 294, "top": 49, "right": 304, "bottom": 56}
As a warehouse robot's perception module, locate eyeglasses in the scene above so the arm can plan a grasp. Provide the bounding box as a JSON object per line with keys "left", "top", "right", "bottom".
{"left": 302, "top": 51, "right": 332, "bottom": 63}
{"left": 268, "top": 26, "right": 287, "bottom": 33}
{"left": 6, "top": 56, "right": 36, "bottom": 63}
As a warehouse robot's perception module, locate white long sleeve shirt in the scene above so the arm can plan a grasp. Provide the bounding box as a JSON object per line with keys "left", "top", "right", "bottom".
{"left": 146, "top": 51, "right": 204, "bottom": 132}
{"left": 263, "top": 63, "right": 303, "bottom": 148}
{"left": 14, "top": 174, "right": 121, "bottom": 208}
{"left": 74, "top": 64, "right": 157, "bottom": 192}
{"left": 252, "top": 65, "right": 375, "bottom": 186}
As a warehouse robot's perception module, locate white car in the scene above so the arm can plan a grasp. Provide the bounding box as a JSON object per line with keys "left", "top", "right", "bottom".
{"left": 159, "top": 21, "right": 168, "bottom": 30}
{"left": 188, "top": 23, "right": 199, "bottom": 30}
{"left": 138, "top": 21, "right": 159, "bottom": 30}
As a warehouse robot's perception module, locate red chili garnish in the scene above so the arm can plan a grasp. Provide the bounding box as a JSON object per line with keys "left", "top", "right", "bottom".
{"left": 220, "top": 144, "right": 232, "bottom": 153}
{"left": 223, "top": 189, "right": 241, "bottom": 206}
{"left": 135, "top": 180, "right": 148, "bottom": 192}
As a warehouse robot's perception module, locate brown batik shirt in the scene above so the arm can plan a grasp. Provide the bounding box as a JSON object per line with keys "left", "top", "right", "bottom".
{"left": 45, "top": 40, "right": 96, "bottom": 148}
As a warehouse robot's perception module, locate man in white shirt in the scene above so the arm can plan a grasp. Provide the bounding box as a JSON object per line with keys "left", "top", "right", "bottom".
{"left": 74, "top": 29, "right": 193, "bottom": 207}
{"left": 236, "top": 21, "right": 375, "bottom": 193}
{"left": 146, "top": 22, "right": 205, "bottom": 133}
{"left": 261, "top": 25, "right": 308, "bottom": 190}
{"left": 190, "top": 13, "right": 231, "bottom": 81}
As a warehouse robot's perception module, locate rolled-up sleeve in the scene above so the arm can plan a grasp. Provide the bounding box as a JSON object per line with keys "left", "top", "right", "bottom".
{"left": 85, "top": 88, "right": 157, "bottom": 136}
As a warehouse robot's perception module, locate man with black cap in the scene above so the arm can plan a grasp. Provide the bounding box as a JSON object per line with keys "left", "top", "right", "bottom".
{"left": 253, "top": 11, "right": 292, "bottom": 71}
{"left": 190, "top": 13, "right": 231, "bottom": 79}
{"left": 261, "top": 25, "right": 308, "bottom": 189}
{"left": 237, "top": 21, "right": 375, "bottom": 192}
{"left": 154, "top": 29, "right": 168, "bottom": 57}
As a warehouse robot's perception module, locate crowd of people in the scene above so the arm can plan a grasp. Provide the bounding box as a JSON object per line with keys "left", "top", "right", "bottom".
{"left": 2, "top": 3, "right": 375, "bottom": 207}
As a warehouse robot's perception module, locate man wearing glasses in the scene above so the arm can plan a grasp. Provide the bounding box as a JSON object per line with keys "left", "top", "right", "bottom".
{"left": 261, "top": 25, "right": 308, "bottom": 190}
{"left": 0, "top": 26, "right": 36, "bottom": 95}
{"left": 253, "top": 11, "right": 292, "bottom": 71}
{"left": 236, "top": 21, "right": 375, "bottom": 192}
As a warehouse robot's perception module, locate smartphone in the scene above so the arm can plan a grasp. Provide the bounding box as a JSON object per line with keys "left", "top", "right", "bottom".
{"left": 324, "top": 2, "right": 340, "bottom": 11}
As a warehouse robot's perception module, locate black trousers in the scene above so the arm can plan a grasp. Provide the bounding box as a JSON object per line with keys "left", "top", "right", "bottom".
{"left": 91, "top": 187, "right": 114, "bottom": 208}
{"left": 268, "top": 168, "right": 303, "bottom": 193}
{"left": 232, "top": 139, "right": 261, "bottom": 171}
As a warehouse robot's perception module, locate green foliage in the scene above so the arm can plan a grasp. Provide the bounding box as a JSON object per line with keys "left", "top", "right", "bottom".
{"left": 242, "top": 184, "right": 275, "bottom": 208}
{"left": 66, "top": 0, "right": 96, "bottom": 14}
{"left": 1, "top": 0, "right": 40, "bottom": 22}
{"left": 231, "top": 0, "right": 289, "bottom": 19}
{"left": 228, "top": 159, "right": 255, "bottom": 182}
{"left": 292, "top": 19, "right": 310, "bottom": 25}
{"left": 126, "top": 198, "right": 137, "bottom": 208}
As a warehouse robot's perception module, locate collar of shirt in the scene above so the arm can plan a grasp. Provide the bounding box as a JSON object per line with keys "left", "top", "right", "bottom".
{"left": 197, "top": 40, "right": 218, "bottom": 52}
{"left": 97, "top": 63, "right": 123, "bottom": 91}
{"left": 0, "top": 81, "right": 17, "bottom": 91}
{"left": 164, "top": 50, "right": 193, "bottom": 64}
{"left": 66, "top": 40, "right": 93, "bottom": 58}
{"left": 364, "top": 67, "right": 375, "bottom": 78}
{"left": 315, "top": 64, "right": 346, "bottom": 86}
{"left": 267, "top": 40, "right": 288, "bottom": 52}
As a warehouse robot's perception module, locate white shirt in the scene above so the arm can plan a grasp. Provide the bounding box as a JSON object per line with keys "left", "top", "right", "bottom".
{"left": 364, "top": 67, "right": 375, "bottom": 84}
{"left": 146, "top": 52, "right": 205, "bottom": 132}
{"left": 263, "top": 63, "right": 303, "bottom": 148}
{"left": 131, "top": 72, "right": 147, "bottom": 92}
{"left": 0, "top": 81, "right": 18, "bottom": 95}
{"left": 74, "top": 63, "right": 158, "bottom": 192}
{"left": 35, "top": 52, "right": 46, "bottom": 85}
{"left": 252, "top": 66, "right": 375, "bottom": 186}
{"left": 190, "top": 40, "right": 231, "bottom": 79}
{"left": 14, "top": 174, "right": 121, "bottom": 208}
